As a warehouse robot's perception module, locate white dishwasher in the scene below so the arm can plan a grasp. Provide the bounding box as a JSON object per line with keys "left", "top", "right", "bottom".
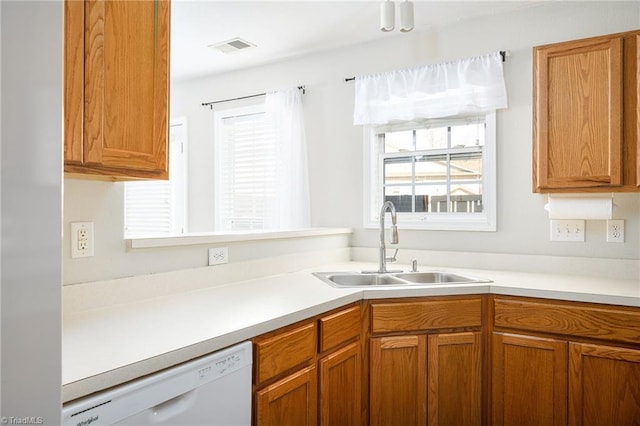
{"left": 62, "top": 341, "right": 252, "bottom": 426}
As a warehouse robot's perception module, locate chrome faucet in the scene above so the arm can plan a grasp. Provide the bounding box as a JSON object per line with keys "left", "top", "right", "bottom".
{"left": 369, "top": 201, "right": 402, "bottom": 274}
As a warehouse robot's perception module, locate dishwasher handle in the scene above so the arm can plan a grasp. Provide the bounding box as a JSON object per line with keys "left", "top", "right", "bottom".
{"left": 147, "top": 389, "right": 198, "bottom": 423}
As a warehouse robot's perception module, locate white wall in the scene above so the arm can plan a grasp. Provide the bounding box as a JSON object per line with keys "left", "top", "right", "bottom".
{"left": 64, "top": 1, "right": 640, "bottom": 285}
{"left": 172, "top": 1, "right": 640, "bottom": 258}
{"left": 1, "top": 1, "right": 62, "bottom": 421}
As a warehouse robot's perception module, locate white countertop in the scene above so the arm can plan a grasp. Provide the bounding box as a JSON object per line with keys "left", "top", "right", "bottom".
{"left": 62, "top": 261, "right": 640, "bottom": 403}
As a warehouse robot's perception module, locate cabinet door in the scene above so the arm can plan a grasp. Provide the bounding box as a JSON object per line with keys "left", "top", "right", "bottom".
{"left": 492, "top": 333, "right": 568, "bottom": 426}
{"left": 65, "top": 0, "right": 169, "bottom": 179}
{"left": 534, "top": 36, "right": 623, "bottom": 191}
{"left": 370, "top": 335, "right": 427, "bottom": 426}
{"left": 569, "top": 342, "right": 640, "bottom": 425}
{"left": 428, "top": 332, "right": 482, "bottom": 426}
{"left": 256, "top": 365, "right": 317, "bottom": 426}
{"left": 319, "top": 342, "right": 361, "bottom": 426}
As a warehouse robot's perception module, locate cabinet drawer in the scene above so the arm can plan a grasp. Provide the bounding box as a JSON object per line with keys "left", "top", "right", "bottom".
{"left": 254, "top": 322, "right": 317, "bottom": 384}
{"left": 371, "top": 297, "right": 482, "bottom": 333}
{"left": 319, "top": 305, "right": 361, "bottom": 352}
{"left": 494, "top": 298, "right": 640, "bottom": 345}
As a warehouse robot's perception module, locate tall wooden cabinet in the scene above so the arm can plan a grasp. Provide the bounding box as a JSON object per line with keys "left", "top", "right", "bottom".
{"left": 369, "top": 297, "right": 484, "bottom": 426}
{"left": 64, "top": 0, "right": 170, "bottom": 180}
{"left": 533, "top": 30, "right": 640, "bottom": 192}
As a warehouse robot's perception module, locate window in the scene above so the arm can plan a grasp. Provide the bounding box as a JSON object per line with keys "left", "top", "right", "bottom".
{"left": 124, "top": 119, "right": 187, "bottom": 237}
{"left": 365, "top": 113, "right": 496, "bottom": 231}
{"left": 214, "top": 104, "right": 276, "bottom": 231}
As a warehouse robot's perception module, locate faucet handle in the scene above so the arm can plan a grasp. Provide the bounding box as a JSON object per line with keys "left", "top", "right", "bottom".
{"left": 386, "top": 248, "right": 399, "bottom": 263}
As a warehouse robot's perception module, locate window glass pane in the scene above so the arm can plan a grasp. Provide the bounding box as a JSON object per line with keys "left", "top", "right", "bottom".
{"left": 384, "top": 186, "right": 413, "bottom": 212}
{"left": 451, "top": 122, "right": 484, "bottom": 147}
{"left": 384, "top": 130, "right": 413, "bottom": 152}
{"left": 421, "top": 185, "right": 449, "bottom": 213}
{"left": 416, "top": 126, "right": 447, "bottom": 150}
{"left": 451, "top": 183, "right": 483, "bottom": 213}
{"left": 450, "top": 152, "right": 482, "bottom": 181}
{"left": 414, "top": 154, "right": 447, "bottom": 183}
{"left": 384, "top": 157, "right": 413, "bottom": 186}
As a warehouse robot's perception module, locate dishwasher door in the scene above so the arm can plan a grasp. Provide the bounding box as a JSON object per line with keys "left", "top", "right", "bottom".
{"left": 62, "top": 341, "right": 252, "bottom": 426}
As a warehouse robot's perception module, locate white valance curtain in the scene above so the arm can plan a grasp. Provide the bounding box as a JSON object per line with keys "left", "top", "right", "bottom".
{"left": 353, "top": 52, "right": 508, "bottom": 125}
{"left": 265, "top": 87, "right": 311, "bottom": 229}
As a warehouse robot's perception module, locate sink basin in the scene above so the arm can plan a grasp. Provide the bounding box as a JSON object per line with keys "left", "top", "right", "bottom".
{"left": 313, "top": 271, "right": 491, "bottom": 288}
{"left": 320, "top": 273, "right": 407, "bottom": 287}
{"left": 393, "top": 272, "right": 480, "bottom": 284}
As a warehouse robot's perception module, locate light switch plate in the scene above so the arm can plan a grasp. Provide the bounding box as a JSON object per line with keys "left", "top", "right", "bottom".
{"left": 550, "top": 220, "right": 585, "bottom": 242}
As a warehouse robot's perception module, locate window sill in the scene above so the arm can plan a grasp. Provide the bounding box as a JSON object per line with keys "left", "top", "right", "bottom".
{"left": 127, "top": 227, "right": 353, "bottom": 249}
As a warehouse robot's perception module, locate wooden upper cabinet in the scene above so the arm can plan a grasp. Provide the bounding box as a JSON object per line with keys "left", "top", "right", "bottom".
{"left": 64, "top": 0, "right": 170, "bottom": 180}
{"left": 533, "top": 30, "right": 640, "bottom": 192}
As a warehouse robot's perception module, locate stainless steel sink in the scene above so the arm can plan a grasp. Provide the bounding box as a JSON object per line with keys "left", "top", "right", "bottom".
{"left": 319, "top": 273, "right": 407, "bottom": 287}
{"left": 393, "top": 272, "right": 480, "bottom": 284}
{"left": 313, "top": 271, "right": 491, "bottom": 288}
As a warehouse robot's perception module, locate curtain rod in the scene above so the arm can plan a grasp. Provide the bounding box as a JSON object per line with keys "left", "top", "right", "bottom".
{"left": 202, "top": 85, "right": 306, "bottom": 109}
{"left": 344, "top": 50, "right": 509, "bottom": 82}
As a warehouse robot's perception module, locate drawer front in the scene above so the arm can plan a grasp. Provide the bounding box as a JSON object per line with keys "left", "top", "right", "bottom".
{"left": 371, "top": 297, "right": 482, "bottom": 333}
{"left": 494, "top": 298, "right": 640, "bottom": 345}
{"left": 254, "top": 322, "right": 317, "bottom": 384}
{"left": 319, "top": 305, "right": 361, "bottom": 352}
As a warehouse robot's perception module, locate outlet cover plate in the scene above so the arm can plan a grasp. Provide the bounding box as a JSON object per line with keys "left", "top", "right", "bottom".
{"left": 71, "top": 222, "right": 94, "bottom": 258}
{"left": 606, "top": 219, "right": 625, "bottom": 243}
{"left": 208, "top": 247, "right": 228, "bottom": 265}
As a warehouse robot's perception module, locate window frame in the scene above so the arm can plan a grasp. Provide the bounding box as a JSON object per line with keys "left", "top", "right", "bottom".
{"left": 363, "top": 112, "right": 497, "bottom": 232}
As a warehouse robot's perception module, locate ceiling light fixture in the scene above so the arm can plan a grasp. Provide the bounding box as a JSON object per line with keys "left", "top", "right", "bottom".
{"left": 380, "top": 0, "right": 414, "bottom": 33}
{"left": 380, "top": 0, "right": 395, "bottom": 32}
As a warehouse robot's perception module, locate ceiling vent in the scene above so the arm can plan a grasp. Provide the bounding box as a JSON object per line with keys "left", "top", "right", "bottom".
{"left": 209, "top": 38, "right": 256, "bottom": 54}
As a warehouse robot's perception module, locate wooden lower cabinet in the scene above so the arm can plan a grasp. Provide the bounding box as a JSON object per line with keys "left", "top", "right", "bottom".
{"left": 253, "top": 296, "right": 640, "bottom": 425}
{"left": 319, "top": 342, "right": 361, "bottom": 426}
{"left": 428, "top": 332, "right": 482, "bottom": 426}
{"left": 256, "top": 365, "right": 317, "bottom": 426}
{"left": 253, "top": 304, "right": 362, "bottom": 426}
{"left": 370, "top": 335, "right": 427, "bottom": 426}
{"left": 370, "top": 331, "right": 483, "bottom": 426}
{"left": 491, "top": 333, "right": 568, "bottom": 426}
{"left": 569, "top": 342, "right": 640, "bottom": 425}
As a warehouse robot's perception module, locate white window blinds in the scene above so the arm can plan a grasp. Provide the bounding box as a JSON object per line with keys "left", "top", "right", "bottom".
{"left": 354, "top": 52, "right": 508, "bottom": 125}
{"left": 124, "top": 121, "right": 186, "bottom": 237}
{"left": 216, "top": 109, "right": 277, "bottom": 231}
{"left": 215, "top": 87, "right": 310, "bottom": 232}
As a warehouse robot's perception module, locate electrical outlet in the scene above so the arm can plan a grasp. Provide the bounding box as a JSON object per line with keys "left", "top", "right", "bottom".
{"left": 606, "top": 219, "right": 625, "bottom": 243}
{"left": 71, "top": 222, "right": 94, "bottom": 258}
{"left": 208, "top": 247, "right": 228, "bottom": 266}
{"left": 550, "top": 219, "right": 585, "bottom": 242}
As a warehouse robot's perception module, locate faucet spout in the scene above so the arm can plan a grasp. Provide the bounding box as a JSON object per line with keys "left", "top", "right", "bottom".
{"left": 376, "top": 201, "right": 401, "bottom": 273}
